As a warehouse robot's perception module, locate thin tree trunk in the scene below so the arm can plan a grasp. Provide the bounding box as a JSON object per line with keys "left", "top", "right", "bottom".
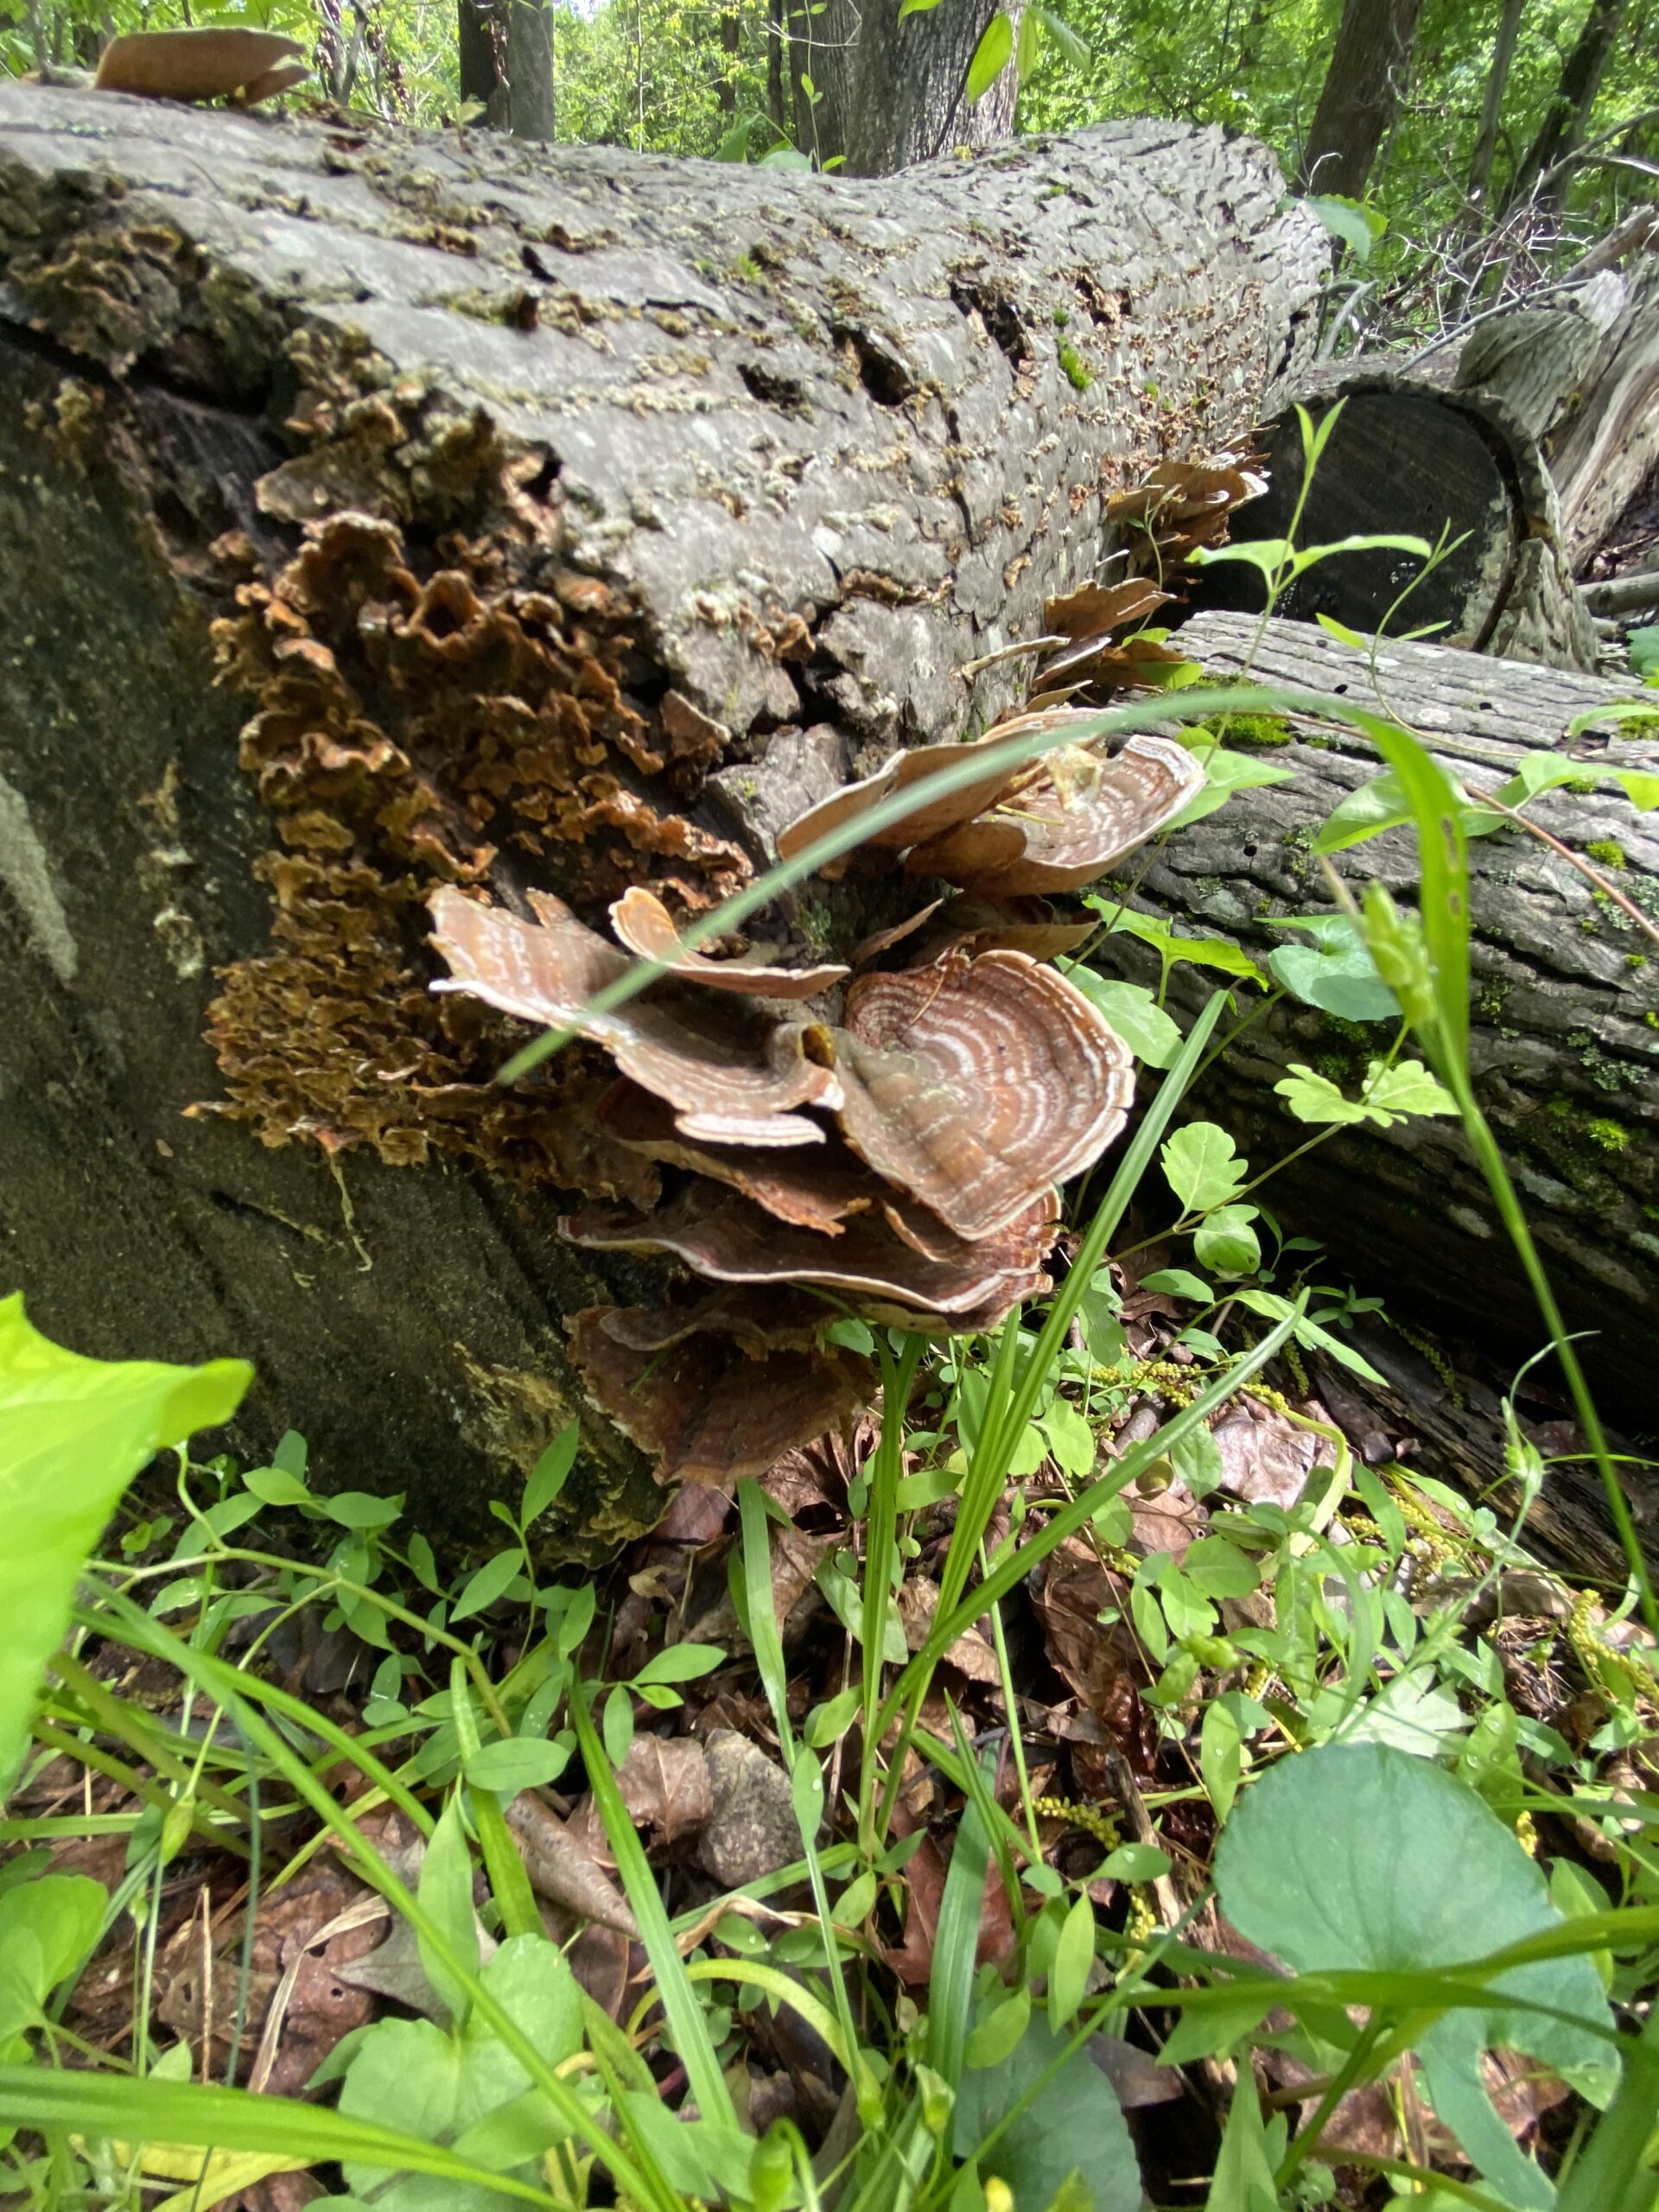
{"left": 1297, "top": 0, "right": 1427, "bottom": 200}
{"left": 1503, "top": 0, "right": 1627, "bottom": 212}
{"left": 789, "top": 0, "right": 1021, "bottom": 175}
{"left": 1467, "top": 0, "right": 1526, "bottom": 210}
{"left": 461, "top": 0, "right": 553, "bottom": 137}
{"left": 717, "top": 0, "right": 741, "bottom": 116}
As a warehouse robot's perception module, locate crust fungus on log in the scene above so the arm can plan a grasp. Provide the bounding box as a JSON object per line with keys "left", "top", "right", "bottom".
{"left": 0, "top": 84, "right": 1325, "bottom": 1546}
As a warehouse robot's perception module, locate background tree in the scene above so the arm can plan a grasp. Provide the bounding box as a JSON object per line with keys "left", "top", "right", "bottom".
{"left": 1297, "top": 0, "right": 1427, "bottom": 197}
{"left": 458, "top": 0, "right": 555, "bottom": 137}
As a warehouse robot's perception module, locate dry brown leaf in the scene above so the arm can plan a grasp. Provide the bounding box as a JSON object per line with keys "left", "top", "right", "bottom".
{"left": 613, "top": 1733, "right": 714, "bottom": 1845}
{"left": 505, "top": 1790, "right": 639, "bottom": 1937}
{"left": 1211, "top": 1395, "right": 1322, "bottom": 1507}
{"left": 896, "top": 1575, "right": 1001, "bottom": 1683}
{"left": 882, "top": 1832, "right": 1016, "bottom": 1987}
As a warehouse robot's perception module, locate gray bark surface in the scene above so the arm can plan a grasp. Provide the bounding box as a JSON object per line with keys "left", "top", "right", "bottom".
{"left": 1112, "top": 611, "right": 1659, "bottom": 1444}
{"left": 1296, "top": 0, "right": 1426, "bottom": 200}
{"left": 0, "top": 86, "right": 1325, "bottom": 1548}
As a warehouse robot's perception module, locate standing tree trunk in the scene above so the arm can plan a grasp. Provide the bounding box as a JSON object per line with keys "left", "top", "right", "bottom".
{"left": 1503, "top": 0, "right": 1627, "bottom": 213}
{"left": 0, "top": 86, "right": 1325, "bottom": 1547}
{"left": 1466, "top": 0, "right": 1526, "bottom": 211}
{"left": 459, "top": 0, "right": 556, "bottom": 139}
{"left": 785, "top": 0, "right": 1020, "bottom": 174}
{"left": 1297, "top": 0, "right": 1427, "bottom": 200}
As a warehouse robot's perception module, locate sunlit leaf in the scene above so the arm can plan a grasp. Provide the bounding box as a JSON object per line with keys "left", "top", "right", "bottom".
{"left": 965, "top": 10, "right": 1013, "bottom": 101}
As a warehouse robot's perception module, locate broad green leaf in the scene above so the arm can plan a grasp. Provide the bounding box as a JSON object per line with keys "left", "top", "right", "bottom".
{"left": 1266, "top": 913, "right": 1399, "bottom": 1020}
{"left": 0, "top": 1296, "right": 251, "bottom": 1792}
{"left": 1184, "top": 1536, "right": 1260, "bottom": 1600}
{"left": 964, "top": 11, "right": 1013, "bottom": 101}
{"left": 1313, "top": 770, "right": 1414, "bottom": 853}
{"left": 324, "top": 1491, "right": 404, "bottom": 1531}
{"left": 1171, "top": 1421, "right": 1224, "bottom": 1497}
{"left": 964, "top": 1984, "right": 1030, "bottom": 2069}
{"left": 952, "top": 2014, "right": 1140, "bottom": 2212}
{"left": 1630, "top": 625, "right": 1659, "bottom": 680}
{"left": 417, "top": 1795, "right": 481, "bottom": 2029}
{"left": 1040, "top": 1398, "right": 1095, "bottom": 1479}
{"left": 451, "top": 1549, "right": 523, "bottom": 1624}
{"left": 523, "top": 1422, "right": 579, "bottom": 1525}
{"left": 1334, "top": 1672, "right": 1467, "bottom": 1757}
{"left": 1199, "top": 1699, "right": 1242, "bottom": 1820}
{"left": 1170, "top": 744, "right": 1295, "bottom": 828}
{"left": 1234, "top": 1290, "right": 1387, "bottom": 1384}
{"left": 1292, "top": 531, "right": 1431, "bottom": 573}
{"left": 898, "top": 0, "right": 944, "bottom": 16}
{"left": 1103, "top": 908, "right": 1267, "bottom": 985}
{"left": 1300, "top": 192, "right": 1387, "bottom": 260}
{"left": 1353, "top": 725, "right": 1471, "bottom": 1073}
{"left": 758, "top": 145, "right": 811, "bottom": 169}
{"left": 1069, "top": 973, "right": 1181, "bottom": 1067}
{"left": 1161, "top": 1122, "right": 1248, "bottom": 1212}
{"left": 1030, "top": 3, "right": 1088, "bottom": 65}
{"left": 1048, "top": 1893, "right": 1095, "bottom": 2027}
{"left": 1274, "top": 1064, "right": 1369, "bottom": 1127}
{"left": 1614, "top": 767, "right": 1659, "bottom": 810}
{"left": 1215, "top": 1744, "right": 1612, "bottom": 2211}
{"left": 1140, "top": 1267, "right": 1212, "bottom": 1302}
{"left": 1014, "top": 2, "right": 1040, "bottom": 79}
{"left": 0, "top": 1873, "right": 105, "bottom": 2052}
{"left": 1314, "top": 611, "right": 1370, "bottom": 651}
{"left": 805, "top": 1687, "right": 861, "bottom": 1749}
{"left": 242, "top": 1465, "right": 315, "bottom": 1509}
{"left": 633, "top": 1642, "right": 724, "bottom": 1687}
{"left": 1193, "top": 1205, "right": 1261, "bottom": 1277}
{"left": 463, "top": 1738, "right": 569, "bottom": 1796}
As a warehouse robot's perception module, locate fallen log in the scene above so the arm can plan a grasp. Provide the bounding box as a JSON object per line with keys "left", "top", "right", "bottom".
{"left": 1109, "top": 609, "right": 1658, "bottom": 1451}
{"left": 1185, "top": 257, "right": 1659, "bottom": 671}
{"left": 0, "top": 86, "right": 1325, "bottom": 1547}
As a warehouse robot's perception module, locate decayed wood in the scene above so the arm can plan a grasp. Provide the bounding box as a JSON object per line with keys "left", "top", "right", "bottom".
{"left": 0, "top": 86, "right": 1325, "bottom": 1547}
{"left": 1109, "top": 610, "right": 1659, "bottom": 1442}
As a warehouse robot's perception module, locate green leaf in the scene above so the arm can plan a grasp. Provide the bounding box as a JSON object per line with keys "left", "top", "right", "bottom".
{"left": 1205, "top": 2069, "right": 1281, "bottom": 2212}
{"left": 1193, "top": 1205, "right": 1261, "bottom": 1278}
{"left": 965, "top": 1984, "right": 1031, "bottom": 2069}
{"left": 759, "top": 144, "right": 812, "bottom": 168}
{"left": 1314, "top": 611, "right": 1370, "bottom": 651}
{"left": 1161, "top": 1122, "right": 1248, "bottom": 1212}
{"left": 451, "top": 1548, "right": 523, "bottom": 1624}
{"left": 1274, "top": 1064, "right": 1370, "bottom": 1127}
{"left": 602, "top": 1683, "right": 634, "bottom": 1769}
{"left": 1215, "top": 1743, "right": 1611, "bottom": 2211}
{"left": 1068, "top": 973, "right": 1181, "bottom": 1067}
{"left": 523, "top": 1422, "right": 580, "bottom": 1525}
{"left": 1048, "top": 1892, "right": 1095, "bottom": 2027}
{"left": 824, "top": 1316, "right": 875, "bottom": 1354}
{"left": 242, "top": 1465, "right": 315, "bottom": 1509}
{"left": 1014, "top": 2, "right": 1041, "bottom": 79}
{"left": 1300, "top": 193, "right": 1388, "bottom": 261}
{"left": 1171, "top": 1422, "right": 1224, "bottom": 1498}
{"left": 1099, "top": 1842, "right": 1170, "bottom": 1883}
{"left": 1103, "top": 908, "right": 1267, "bottom": 985}
{"left": 1184, "top": 1536, "right": 1260, "bottom": 1600}
{"left": 1040, "top": 1397, "right": 1095, "bottom": 1480}
{"left": 0, "top": 1296, "right": 251, "bottom": 1794}
{"left": 1199, "top": 1699, "right": 1242, "bottom": 1820}
{"left": 897, "top": 0, "right": 943, "bottom": 16}
{"left": 805, "top": 1686, "right": 861, "bottom": 1749}
{"left": 964, "top": 10, "right": 1013, "bottom": 101}
{"left": 0, "top": 1874, "right": 105, "bottom": 2050}
{"left": 1626, "top": 625, "right": 1659, "bottom": 679}
{"left": 1313, "top": 770, "right": 1414, "bottom": 854}
{"left": 417, "top": 1794, "right": 481, "bottom": 2029}
{"left": 1029, "top": 3, "right": 1088, "bottom": 65}
{"left": 1170, "top": 745, "right": 1295, "bottom": 828}
{"left": 953, "top": 2013, "right": 1141, "bottom": 2212}
{"left": 633, "top": 1641, "right": 724, "bottom": 1687}
{"left": 324, "top": 1490, "right": 404, "bottom": 1531}
{"left": 1363, "top": 1059, "right": 1458, "bottom": 1122}
{"left": 1139, "top": 1268, "right": 1211, "bottom": 1302}
{"left": 1266, "top": 913, "right": 1399, "bottom": 1020}
{"left": 463, "top": 1738, "right": 570, "bottom": 1796}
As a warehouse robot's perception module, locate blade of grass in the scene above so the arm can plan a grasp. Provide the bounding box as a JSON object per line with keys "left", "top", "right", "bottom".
{"left": 735, "top": 1478, "right": 879, "bottom": 2120}
{"left": 567, "top": 1675, "right": 739, "bottom": 2133}
{"left": 857, "top": 1334, "right": 927, "bottom": 1859}
{"left": 925, "top": 1771, "right": 993, "bottom": 2084}
{"left": 0, "top": 2067, "right": 564, "bottom": 2206}
{"left": 78, "top": 1580, "right": 675, "bottom": 2211}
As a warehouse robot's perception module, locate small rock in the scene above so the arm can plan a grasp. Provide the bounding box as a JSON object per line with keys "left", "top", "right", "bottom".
{"left": 695, "top": 1730, "right": 798, "bottom": 1888}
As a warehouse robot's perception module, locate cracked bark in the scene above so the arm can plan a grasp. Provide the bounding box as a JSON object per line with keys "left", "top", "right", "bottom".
{"left": 0, "top": 87, "right": 1324, "bottom": 1548}
{"left": 1112, "top": 612, "right": 1658, "bottom": 1471}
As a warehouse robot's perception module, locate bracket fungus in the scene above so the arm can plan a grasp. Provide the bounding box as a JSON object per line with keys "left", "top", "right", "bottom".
{"left": 95, "top": 29, "right": 308, "bottom": 104}
{"left": 609, "top": 887, "right": 849, "bottom": 999}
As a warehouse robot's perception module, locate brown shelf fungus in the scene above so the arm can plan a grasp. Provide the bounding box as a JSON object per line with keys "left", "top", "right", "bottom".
{"left": 609, "top": 887, "right": 849, "bottom": 999}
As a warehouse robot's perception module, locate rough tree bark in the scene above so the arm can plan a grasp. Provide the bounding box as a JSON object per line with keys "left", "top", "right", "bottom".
{"left": 0, "top": 86, "right": 1325, "bottom": 1548}
{"left": 1106, "top": 611, "right": 1658, "bottom": 1441}
{"left": 459, "top": 0, "right": 556, "bottom": 142}
{"left": 1466, "top": 0, "right": 1527, "bottom": 213}
{"left": 785, "top": 0, "right": 1020, "bottom": 175}
{"left": 1296, "top": 0, "right": 1426, "bottom": 200}
{"left": 1502, "top": 0, "right": 1628, "bottom": 214}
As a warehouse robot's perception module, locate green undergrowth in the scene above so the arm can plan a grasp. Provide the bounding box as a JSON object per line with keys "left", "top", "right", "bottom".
{"left": 3, "top": 416, "right": 1659, "bottom": 2211}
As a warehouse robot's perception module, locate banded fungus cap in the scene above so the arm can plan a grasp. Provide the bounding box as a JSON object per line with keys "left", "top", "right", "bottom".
{"left": 609, "top": 886, "right": 849, "bottom": 999}
{"left": 428, "top": 886, "right": 841, "bottom": 1137}
{"left": 829, "top": 947, "right": 1134, "bottom": 1240}
{"left": 905, "top": 734, "right": 1204, "bottom": 899}
{"left": 569, "top": 1305, "right": 871, "bottom": 1489}
{"left": 562, "top": 1178, "right": 1057, "bottom": 1332}
{"left": 595, "top": 1081, "right": 877, "bottom": 1236}
{"left": 774, "top": 729, "right": 1030, "bottom": 879}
